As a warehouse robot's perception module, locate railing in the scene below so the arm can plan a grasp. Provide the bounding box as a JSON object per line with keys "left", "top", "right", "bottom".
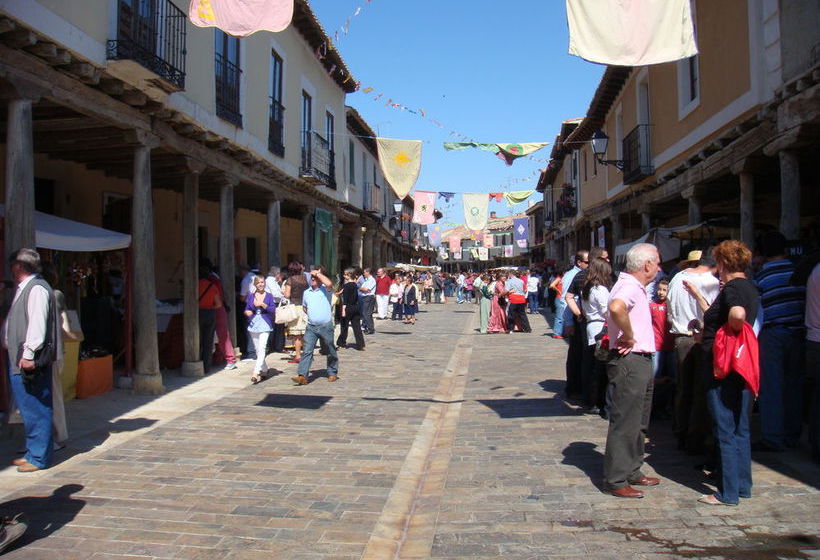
{"left": 215, "top": 53, "right": 242, "bottom": 127}
{"left": 622, "top": 124, "right": 654, "bottom": 184}
{"left": 300, "top": 131, "right": 333, "bottom": 186}
{"left": 268, "top": 99, "right": 285, "bottom": 157}
{"left": 107, "top": 0, "right": 187, "bottom": 90}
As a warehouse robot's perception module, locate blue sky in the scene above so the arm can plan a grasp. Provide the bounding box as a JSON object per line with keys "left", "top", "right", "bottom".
{"left": 310, "top": 0, "right": 604, "bottom": 227}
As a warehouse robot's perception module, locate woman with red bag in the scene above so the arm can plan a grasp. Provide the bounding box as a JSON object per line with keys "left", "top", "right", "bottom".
{"left": 684, "top": 240, "right": 759, "bottom": 506}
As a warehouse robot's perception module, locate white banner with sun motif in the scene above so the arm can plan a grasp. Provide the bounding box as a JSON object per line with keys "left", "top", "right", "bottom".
{"left": 376, "top": 138, "right": 422, "bottom": 200}
{"left": 462, "top": 193, "right": 489, "bottom": 232}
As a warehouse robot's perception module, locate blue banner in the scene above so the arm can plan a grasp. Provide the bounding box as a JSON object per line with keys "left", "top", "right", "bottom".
{"left": 513, "top": 217, "right": 528, "bottom": 248}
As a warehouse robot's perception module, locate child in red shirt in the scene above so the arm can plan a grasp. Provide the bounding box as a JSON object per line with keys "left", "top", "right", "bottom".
{"left": 649, "top": 278, "right": 676, "bottom": 418}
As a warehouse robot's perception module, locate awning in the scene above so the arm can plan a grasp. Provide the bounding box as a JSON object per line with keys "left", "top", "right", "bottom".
{"left": 0, "top": 205, "right": 131, "bottom": 251}
{"left": 614, "top": 228, "right": 681, "bottom": 265}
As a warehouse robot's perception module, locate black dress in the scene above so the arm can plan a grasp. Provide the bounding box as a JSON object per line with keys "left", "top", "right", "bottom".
{"left": 336, "top": 281, "right": 364, "bottom": 349}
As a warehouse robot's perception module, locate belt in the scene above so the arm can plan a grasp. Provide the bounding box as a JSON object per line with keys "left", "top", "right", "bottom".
{"left": 671, "top": 333, "right": 693, "bottom": 337}
{"left": 632, "top": 351, "right": 654, "bottom": 357}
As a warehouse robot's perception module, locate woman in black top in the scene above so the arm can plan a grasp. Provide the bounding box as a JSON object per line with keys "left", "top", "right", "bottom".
{"left": 685, "top": 240, "right": 759, "bottom": 506}
{"left": 336, "top": 267, "right": 365, "bottom": 351}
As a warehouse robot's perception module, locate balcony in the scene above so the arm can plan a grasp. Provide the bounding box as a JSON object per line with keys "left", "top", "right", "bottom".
{"left": 622, "top": 124, "right": 654, "bottom": 184}
{"left": 555, "top": 185, "right": 577, "bottom": 220}
{"left": 362, "top": 182, "right": 382, "bottom": 213}
{"left": 215, "top": 53, "right": 242, "bottom": 127}
{"left": 268, "top": 99, "right": 285, "bottom": 157}
{"left": 300, "top": 131, "right": 334, "bottom": 187}
{"left": 107, "top": 0, "right": 186, "bottom": 91}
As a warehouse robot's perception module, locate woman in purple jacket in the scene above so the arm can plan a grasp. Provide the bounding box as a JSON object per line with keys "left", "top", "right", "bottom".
{"left": 244, "top": 275, "right": 276, "bottom": 383}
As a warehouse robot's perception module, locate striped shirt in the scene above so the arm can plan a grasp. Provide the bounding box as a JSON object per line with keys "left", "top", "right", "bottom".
{"left": 755, "top": 259, "right": 805, "bottom": 329}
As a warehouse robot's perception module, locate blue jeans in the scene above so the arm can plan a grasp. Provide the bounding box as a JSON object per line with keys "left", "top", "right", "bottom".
{"left": 527, "top": 293, "right": 539, "bottom": 314}
{"left": 758, "top": 326, "right": 805, "bottom": 448}
{"left": 297, "top": 322, "right": 338, "bottom": 378}
{"left": 9, "top": 365, "right": 54, "bottom": 469}
{"left": 553, "top": 296, "right": 566, "bottom": 336}
{"left": 652, "top": 350, "right": 676, "bottom": 379}
{"left": 456, "top": 287, "right": 465, "bottom": 303}
{"left": 706, "top": 371, "right": 752, "bottom": 504}
{"left": 807, "top": 340, "right": 820, "bottom": 459}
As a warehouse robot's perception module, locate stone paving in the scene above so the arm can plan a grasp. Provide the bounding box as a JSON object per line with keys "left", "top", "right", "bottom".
{"left": 0, "top": 304, "right": 818, "bottom": 559}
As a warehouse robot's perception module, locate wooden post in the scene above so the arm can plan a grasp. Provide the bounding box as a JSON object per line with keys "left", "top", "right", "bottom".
{"left": 181, "top": 159, "right": 206, "bottom": 378}
{"left": 682, "top": 185, "right": 703, "bottom": 226}
{"left": 219, "top": 175, "right": 239, "bottom": 356}
{"left": 266, "top": 197, "right": 281, "bottom": 271}
{"left": 130, "top": 133, "right": 164, "bottom": 395}
{"left": 352, "top": 226, "right": 363, "bottom": 267}
{"left": 4, "top": 97, "right": 36, "bottom": 262}
{"left": 778, "top": 150, "right": 801, "bottom": 240}
{"left": 363, "top": 227, "right": 375, "bottom": 269}
{"left": 302, "top": 206, "right": 314, "bottom": 266}
{"left": 738, "top": 171, "right": 755, "bottom": 249}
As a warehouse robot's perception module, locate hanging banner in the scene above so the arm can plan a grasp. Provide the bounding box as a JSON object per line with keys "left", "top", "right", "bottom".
{"left": 478, "top": 247, "right": 489, "bottom": 261}
{"left": 513, "top": 217, "right": 528, "bottom": 249}
{"left": 438, "top": 192, "right": 456, "bottom": 203}
{"left": 188, "top": 0, "right": 294, "bottom": 36}
{"left": 412, "top": 191, "right": 436, "bottom": 225}
{"left": 438, "top": 246, "right": 449, "bottom": 260}
{"left": 454, "top": 250, "right": 462, "bottom": 260}
{"left": 469, "top": 247, "right": 479, "bottom": 259}
{"left": 483, "top": 234, "right": 494, "bottom": 248}
{"left": 597, "top": 224, "right": 606, "bottom": 248}
{"left": 489, "top": 193, "right": 504, "bottom": 203}
{"left": 566, "top": 0, "right": 698, "bottom": 66}
{"left": 504, "top": 190, "right": 535, "bottom": 207}
{"left": 442, "top": 142, "right": 549, "bottom": 166}
{"left": 462, "top": 193, "right": 489, "bottom": 231}
{"left": 449, "top": 235, "right": 461, "bottom": 254}
{"left": 376, "top": 138, "right": 422, "bottom": 199}
{"left": 504, "top": 245, "right": 514, "bottom": 258}
{"left": 428, "top": 224, "right": 442, "bottom": 247}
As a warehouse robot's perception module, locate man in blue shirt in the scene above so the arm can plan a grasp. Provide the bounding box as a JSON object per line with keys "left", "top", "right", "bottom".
{"left": 358, "top": 268, "right": 377, "bottom": 334}
{"left": 292, "top": 268, "right": 339, "bottom": 385}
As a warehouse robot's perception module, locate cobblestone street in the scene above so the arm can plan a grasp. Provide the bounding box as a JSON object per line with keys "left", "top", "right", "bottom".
{"left": 1, "top": 305, "right": 818, "bottom": 560}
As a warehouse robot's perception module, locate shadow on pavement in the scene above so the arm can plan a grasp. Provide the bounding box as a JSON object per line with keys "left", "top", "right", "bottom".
{"left": 477, "top": 397, "right": 578, "bottom": 418}
{"left": 0, "top": 484, "right": 86, "bottom": 552}
{"left": 256, "top": 394, "right": 332, "bottom": 409}
{"left": 561, "top": 441, "right": 604, "bottom": 489}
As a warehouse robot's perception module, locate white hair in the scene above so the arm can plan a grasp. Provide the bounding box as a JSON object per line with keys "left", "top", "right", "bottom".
{"left": 625, "top": 243, "right": 658, "bottom": 272}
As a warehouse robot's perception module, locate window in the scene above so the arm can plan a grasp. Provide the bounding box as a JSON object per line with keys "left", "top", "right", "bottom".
{"left": 270, "top": 49, "right": 283, "bottom": 106}
{"left": 215, "top": 30, "right": 242, "bottom": 126}
{"left": 677, "top": 1, "right": 699, "bottom": 119}
{"left": 325, "top": 111, "right": 336, "bottom": 187}
{"left": 268, "top": 49, "right": 284, "bottom": 156}
{"left": 582, "top": 151, "right": 588, "bottom": 182}
{"left": 348, "top": 139, "right": 355, "bottom": 184}
{"left": 301, "top": 90, "right": 312, "bottom": 169}
{"left": 325, "top": 112, "right": 335, "bottom": 153}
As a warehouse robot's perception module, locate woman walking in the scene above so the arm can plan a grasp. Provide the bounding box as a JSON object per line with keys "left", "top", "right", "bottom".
{"left": 282, "top": 262, "right": 308, "bottom": 363}
{"left": 685, "top": 241, "right": 759, "bottom": 506}
{"left": 478, "top": 273, "right": 493, "bottom": 334}
{"left": 487, "top": 272, "right": 509, "bottom": 333}
{"left": 402, "top": 276, "right": 418, "bottom": 324}
{"left": 336, "top": 267, "right": 365, "bottom": 351}
{"left": 244, "top": 275, "right": 276, "bottom": 383}
{"left": 390, "top": 274, "right": 404, "bottom": 320}
{"left": 580, "top": 258, "right": 613, "bottom": 415}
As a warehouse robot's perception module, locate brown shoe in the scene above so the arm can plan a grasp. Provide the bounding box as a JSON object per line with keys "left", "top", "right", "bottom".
{"left": 291, "top": 375, "right": 309, "bottom": 385}
{"left": 16, "top": 461, "right": 41, "bottom": 473}
{"left": 11, "top": 457, "right": 27, "bottom": 467}
{"left": 327, "top": 375, "right": 338, "bottom": 382}
{"left": 608, "top": 486, "right": 644, "bottom": 498}
{"left": 629, "top": 476, "right": 660, "bottom": 486}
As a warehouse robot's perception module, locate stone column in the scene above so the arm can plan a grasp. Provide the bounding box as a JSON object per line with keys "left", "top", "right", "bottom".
{"left": 352, "top": 226, "right": 364, "bottom": 267}
{"left": 219, "top": 175, "right": 240, "bottom": 354}
{"left": 4, "top": 97, "right": 36, "bottom": 260}
{"left": 332, "top": 219, "right": 344, "bottom": 278}
{"left": 778, "top": 150, "right": 801, "bottom": 240}
{"left": 131, "top": 133, "right": 164, "bottom": 395}
{"left": 610, "top": 213, "right": 623, "bottom": 247}
{"left": 738, "top": 171, "right": 755, "bottom": 249}
{"left": 363, "top": 227, "right": 376, "bottom": 270}
{"left": 639, "top": 205, "right": 652, "bottom": 233}
{"left": 302, "top": 206, "right": 315, "bottom": 265}
{"left": 682, "top": 185, "right": 703, "bottom": 225}
{"left": 266, "top": 197, "right": 281, "bottom": 270}
{"left": 181, "top": 159, "right": 206, "bottom": 378}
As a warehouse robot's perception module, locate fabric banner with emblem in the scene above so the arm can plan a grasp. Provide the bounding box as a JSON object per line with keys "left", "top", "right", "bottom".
{"left": 504, "top": 190, "right": 535, "bottom": 207}
{"left": 188, "top": 0, "right": 294, "bottom": 36}
{"left": 478, "top": 247, "right": 489, "bottom": 261}
{"left": 412, "top": 191, "right": 436, "bottom": 225}
{"left": 448, "top": 235, "right": 461, "bottom": 254}
{"left": 513, "top": 217, "right": 528, "bottom": 248}
{"left": 454, "top": 251, "right": 462, "bottom": 260}
{"left": 462, "top": 193, "right": 489, "bottom": 231}
{"left": 376, "top": 138, "right": 422, "bottom": 199}
{"left": 483, "top": 234, "right": 494, "bottom": 248}
{"left": 504, "top": 245, "right": 514, "bottom": 258}
{"left": 495, "top": 143, "right": 549, "bottom": 166}
{"left": 469, "top": 248, "right": 479, "bottom": 259}
{"left": 438, "top": 246, "right": 449, "bottom": 260}
{"left": 428, "top": 224, "right": 442, "bottom": 247}
{"left": 566, "top": 0, "right": 698, "bottom": 66}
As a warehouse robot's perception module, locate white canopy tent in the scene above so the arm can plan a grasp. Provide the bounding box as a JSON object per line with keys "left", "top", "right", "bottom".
{"left": 0, "top": 205, "right": 131, "bottom": 251}
{"left": 614, "top": 228, "right": 682, "bottom": 267}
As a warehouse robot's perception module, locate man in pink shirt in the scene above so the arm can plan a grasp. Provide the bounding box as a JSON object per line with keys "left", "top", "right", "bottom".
{"left": 603, "top": 243, "right": 661, "bottom": 498}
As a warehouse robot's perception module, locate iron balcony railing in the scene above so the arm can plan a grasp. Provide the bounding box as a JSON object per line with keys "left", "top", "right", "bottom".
{"left": 215, "top": 52, "right": 242, "bottom": 127}
{"left": 622, "top": 124, "right": 654, "bottom": 184}
{"left": 300, "top": 131, "right": 334, "bottom": 186}
{"left": 107, "top": 0, "right": 187, "bottom": 90}
{"left": 268, "top": 99, "right": 285, "bottom": 157}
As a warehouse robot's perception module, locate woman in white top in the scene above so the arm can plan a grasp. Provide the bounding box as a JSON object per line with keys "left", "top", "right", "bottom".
{"left": 580, "top": 257, "right": 614, "bottom": 416}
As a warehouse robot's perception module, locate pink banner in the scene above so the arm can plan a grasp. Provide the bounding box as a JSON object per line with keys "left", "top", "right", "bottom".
{"left": 412, "top": 191, "right": 436, "bottom": 225}
{"left": 189, "top": 0, "right": 294, "bottom": 37}
{"left": 483, "top": 234, "right": 494, "bottom": 248}
{"left": 449, "top": 236, "right": 461, "bottom": 253}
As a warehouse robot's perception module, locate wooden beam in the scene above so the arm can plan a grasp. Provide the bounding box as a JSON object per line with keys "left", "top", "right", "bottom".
{"left": 99, "top": 78, "right": 125, "bottom": 96}
{"left": 0, "top": 18, "right": 16, "bottom": 34}
{"left": 65, "top": 62, "right": 101, "bottom": 84}
{"left": 3, "top": 30, "right": 36, "bottom": 49}
{"left": 120, "top": 89, "right": 147, "bottom": 106}
{"left": 24, "top": 42, "right": 57, "bottom": 59}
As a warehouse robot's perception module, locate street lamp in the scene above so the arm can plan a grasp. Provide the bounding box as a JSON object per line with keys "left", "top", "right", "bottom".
{"left": 591, "top": 129, "right": 624, "bottom": 171}
{"left": 392, "top": 202, "right": 403, "bottom": 214}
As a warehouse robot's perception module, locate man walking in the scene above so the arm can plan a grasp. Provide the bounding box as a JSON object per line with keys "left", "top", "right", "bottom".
{"left": 358, "top": 268, "right": 377, "bottom": 334}
{"left": 292, "top": 268, "right": 339, "bottom": 385}
{"left": 4, "top": 248, "right": 58, "bottom": 473}
{"left": 374, "top": 268, "right": 392, "bottom": 320}
{"left": 433, "top": 272, "right": 444, "bottom": 303}
{"left": 505, "top": 270, "right": 531, "bottom": 333}
{"left": 603, "top": 243, "right": 661, "bottom": 498}
{"left": 527, "top": 270, "right": 541, "bottom": 314}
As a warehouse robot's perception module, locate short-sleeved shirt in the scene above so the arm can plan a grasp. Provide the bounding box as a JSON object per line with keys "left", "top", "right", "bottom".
{"left": 582, "top": 284, "right": 610, "bottom": 345}
{"left": 375, "top": 275, "right": 392, "bottom": 295}
{"left": 359, "top": 275, "right": 376, "bottom": 297}
{"left": 527, "top": 276, "right": 540, "bottom": 293}
{"left": 666, "top": 269, "right": 720, "bottom": 334}
{"left": 806, "top": 263, "right": 820, "bottom": 343}
{"left": 285, "top": 274, "right": 308, "bottom": 305}
{"left": 755, "top": 259, "right": 806, "bottom": 329}
{"left": 649, "top": 301, "right": 674, "bottom": 352}
{"left": 606, "top": 272, "right": 654, "bottom": 353}
{"left": 702, "top": 277, "right": 759, "bottom": 352}
{"left": 303, "top": 286, "right": 333, "bottom": 325}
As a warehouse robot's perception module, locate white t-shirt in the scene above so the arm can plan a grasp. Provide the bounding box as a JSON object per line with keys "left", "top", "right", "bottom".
{"left": 581, "top": 284, "right": 610, "bottom": 345}
{"left": 527, "top": 275, "right": 540, "bottom": 293}
{"left": 265, "top": 276, "right": 283, "bottom": 300}
{"left": 239, "top": 272, "right": 256, "bottom": 299}
{"left": 666, "top": 269, "right": 720, "bottom": 334}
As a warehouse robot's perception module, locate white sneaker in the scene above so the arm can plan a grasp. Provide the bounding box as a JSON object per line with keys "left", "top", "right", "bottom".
{"left": 224, "top": 362, "right": 237, "bottom": 370}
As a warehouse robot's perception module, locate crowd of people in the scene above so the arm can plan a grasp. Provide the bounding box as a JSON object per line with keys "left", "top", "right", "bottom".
{"left": 550, "top": 232, "right": 819, "bottom": 505}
